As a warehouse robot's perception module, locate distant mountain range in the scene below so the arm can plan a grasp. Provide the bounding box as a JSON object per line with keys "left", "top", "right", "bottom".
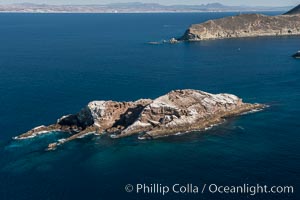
{"left": 0, "top": 2, "right": 293, "bottom": 13}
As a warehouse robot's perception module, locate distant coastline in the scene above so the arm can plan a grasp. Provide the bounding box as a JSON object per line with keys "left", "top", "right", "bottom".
{"left": 179, "top": 4, "right": 300, "bottom": 41}
{"left": 0, "top": 2, "right": 292, "bottom": 13}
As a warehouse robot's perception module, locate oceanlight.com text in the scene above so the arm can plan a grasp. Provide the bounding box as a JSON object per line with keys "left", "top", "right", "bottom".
{"left": 124, "top": 183, "right": 294, "bottom": 196}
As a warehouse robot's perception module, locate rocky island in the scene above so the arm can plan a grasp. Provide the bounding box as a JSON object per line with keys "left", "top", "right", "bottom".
{"left": 14, "top": 89, "right": 265, "bottom": 150}
{"left": 179, "top": 4, "right": 300, "bottom": 41}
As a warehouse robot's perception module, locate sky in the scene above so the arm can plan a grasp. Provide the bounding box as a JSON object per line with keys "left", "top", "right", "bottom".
{"left": 0, "top": 0, "right": 298, "bottom": 7}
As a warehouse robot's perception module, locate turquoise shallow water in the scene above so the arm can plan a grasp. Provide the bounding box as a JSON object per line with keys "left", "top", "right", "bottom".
{"left": 0, "top": 12, "right": 299, "bottom": 200}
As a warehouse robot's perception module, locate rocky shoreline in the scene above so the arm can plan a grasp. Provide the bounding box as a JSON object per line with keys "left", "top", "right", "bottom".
{"left": 179, "top": 5, "right": 300, "bottom": 41}
{"left": 14, "top": 89, "right": 266, "bottom": 150}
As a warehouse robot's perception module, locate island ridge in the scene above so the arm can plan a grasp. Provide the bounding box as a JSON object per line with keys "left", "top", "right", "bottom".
{"left": 180, "top": 4, "right": 300, "bottom": 41}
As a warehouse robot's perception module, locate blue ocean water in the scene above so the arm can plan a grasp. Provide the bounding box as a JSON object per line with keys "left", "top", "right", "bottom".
{"left": 0, "top": 12, "right": 299, "bottom": 200}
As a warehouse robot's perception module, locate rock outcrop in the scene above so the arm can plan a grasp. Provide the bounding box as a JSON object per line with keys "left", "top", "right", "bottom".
{"left": 292, "top": 51, "right": 300, "bottom": 58}
{"left": 179, "top": 5, "right": 300, "bottom": 41}
{"left": 14, "top": 89, "right": 265, "bottom": 150}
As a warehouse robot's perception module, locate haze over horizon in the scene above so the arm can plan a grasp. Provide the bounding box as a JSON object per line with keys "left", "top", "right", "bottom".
{"left": 0, "top": 0, "right": 298, "bottom": 7}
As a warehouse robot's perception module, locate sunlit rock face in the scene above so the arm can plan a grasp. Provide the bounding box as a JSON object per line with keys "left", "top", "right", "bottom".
{"left": 180, "top": 11, "right": 300, "bottom": 41}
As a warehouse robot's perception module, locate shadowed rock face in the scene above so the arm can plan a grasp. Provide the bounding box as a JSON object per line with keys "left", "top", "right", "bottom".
{"left": 180, "top": 6, "right": 300, "bottom": 41}
{"left": 284, "top": 4, "right": 300, "bottom": 15}
{"left": 14, "top": 89, "right": 265, "bottom": 150}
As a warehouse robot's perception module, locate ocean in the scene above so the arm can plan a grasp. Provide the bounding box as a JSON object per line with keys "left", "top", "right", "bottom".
{"left": 0, "top": 12, "right": 299, "bottom": 200}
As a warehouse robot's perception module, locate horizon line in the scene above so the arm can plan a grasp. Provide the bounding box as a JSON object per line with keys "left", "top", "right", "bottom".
{"left": 0, "top": 2, "right": 296, "bottom": 8}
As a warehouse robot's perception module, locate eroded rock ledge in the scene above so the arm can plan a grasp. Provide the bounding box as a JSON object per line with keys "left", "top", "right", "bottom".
{"left": 14, "top": 89, "right": 266, "bottom": 150}
{"left": 179, "top": 7, "right": 300, "bottom": 41}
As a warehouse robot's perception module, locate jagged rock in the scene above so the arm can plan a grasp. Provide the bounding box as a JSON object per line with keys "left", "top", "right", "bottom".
{"left": 116, "top": 90, "right": 262, "bottom": 138}
{"left": 169, "top": 38, "right": 179, "bottom": 44}
{"left": 14, "top": 89, "right": 265, "bottom": 150}
{"left": 179, "top": 5, "right": 300, "bottom": 41}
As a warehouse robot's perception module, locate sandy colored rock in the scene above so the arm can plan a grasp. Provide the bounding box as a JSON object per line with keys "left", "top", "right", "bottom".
{"left": 180, "top": 12, "right": 300, "bottom": 41}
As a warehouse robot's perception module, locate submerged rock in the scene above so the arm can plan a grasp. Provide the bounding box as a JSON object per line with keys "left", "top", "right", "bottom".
{"left": 179, "top": 5, "right": 300, "bottom": 41}
{"left": 14, "top": 89, "right": 266, "bottom": 150}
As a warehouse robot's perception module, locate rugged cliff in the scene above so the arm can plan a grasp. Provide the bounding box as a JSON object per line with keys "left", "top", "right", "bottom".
{"left": 14, "top": 89, "right": 265, "bottom": 150}
{"left": 180, "top": 5, "right": 300, "bottom": 41}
